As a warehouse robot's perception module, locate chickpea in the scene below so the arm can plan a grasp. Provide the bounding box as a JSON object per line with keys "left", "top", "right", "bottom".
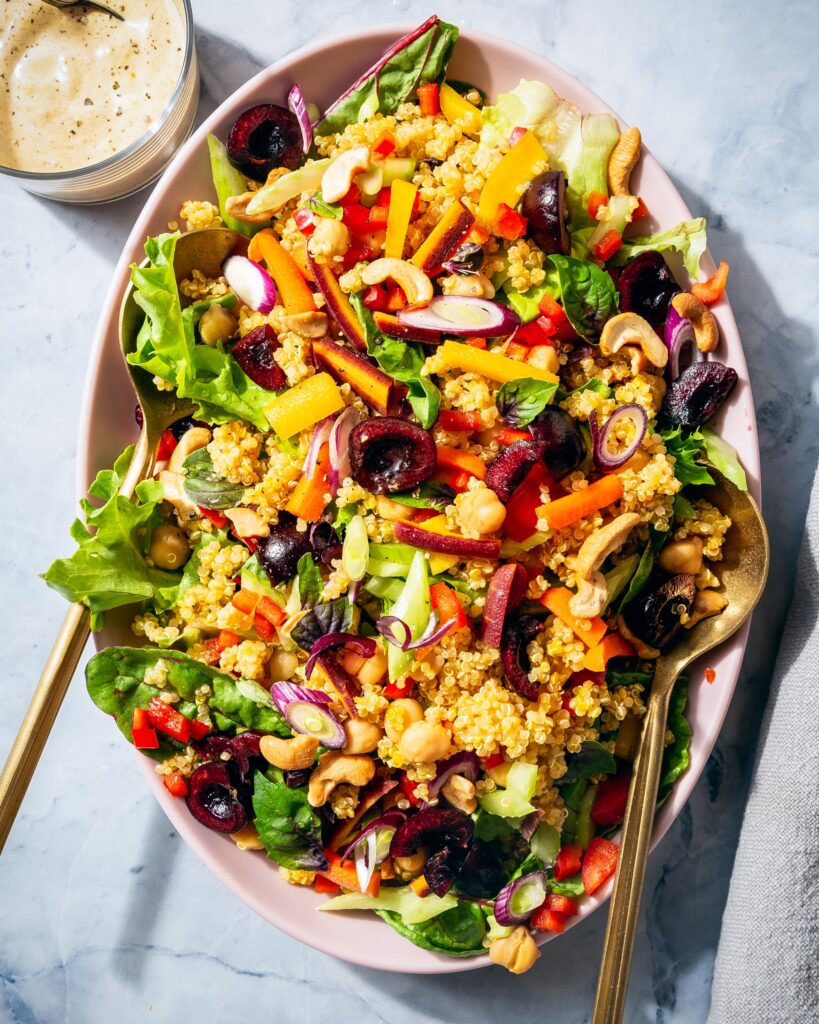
{"left": 658, "top": 537, "right": 704, "bottom": 576}
{"left": 393, "top": 849, "right": 427, "bottom": 880}
{"left": 268, "top": 650, "right": 298, "bottom": 683}
{"left": 308, "top": 217, "right": 351, "bottom": 260}
{"left": 198, "top": 304, "right": 238, "bottom": 346}
{"left": 398, "top": 720, "right": 451, "bottom": 763}
{"left": 526, "top": 345, "right": 560, "bottom": 375}
{"left": 384, "top": 698, "right": 424, "bottom": 744}
{"left": 149, "top": 523, "right": 190, "bottom": 570}
{"left": 376, "top": 495, "right": 411, "bottom": 522}
{"left": 358, "top": 646, "right": 388, "bottom": 687}
{"left": 458, "top": 487, "right": 506, "bottom": 536}
{"left": 489, "top": 926, "right": 540, "bottom": 974}
{"left": 342, "top": 718, "right": 383, "bottom": 755}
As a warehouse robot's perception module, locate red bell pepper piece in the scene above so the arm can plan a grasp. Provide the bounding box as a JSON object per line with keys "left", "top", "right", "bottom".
{"left": 553, "top": 843, "right": 583, "bottom": 881}
{"left": 582, "top": 837, "right": 619, "bottom": 895}
{"left": 374, "top": 186, "right": 392, "bottom": 208}
{"left": 592, "top": 229, "right": 623, "bottom": 262}
{"left": 438, "top": 409, "right": 483, "bottom": 433}
{"left": 163, "top": 771, "right": 189, "bottom": 798}
{"left": 513, "top": 317, "right": 557, "bottom": 346}
{"left": 189, "top": 719, "right": 210, "bottom": 741}
{"left": 342, "top": 243, "right": 378, "bottom": 272}
{"left": 361, "top": 284, "right": 388, "bottom": 310}
{"left": 372, "top": 130, "right": 396, "bottom": 159}
{"left": 631, "top": 196, "right": 649, "bottom": 222}
{"left": 399, "top": 772, "right": 422, "bottom": 807}
{"left": 342, "top": 202, "right": 372, "bottom": 235}
{"left": 504, "top": 461, "right": 562, "bottom": 542}
{"left": 545, "top": 893, "right": 578, "bottom": 916}
{"left": 416, "top": 81, "right": 440, "bottom": 117}
{"left": 505, "top": 340, "right": 529, "bottom": 361}
{"left": 495, "top": 202, "right": 527, "bottom": 240}
{"left": 495, "top": 427, "right": 532, "bottom": 446}
{"left": 293, "top": 208, "right": 317, "bottom": 236}
{"left": 131, "top": 707, "right": 159, "bottom": 750}
{"left": 198, "top": 506, "right": 229, "bottom": 528}
{"left": 590, "top": 772, "right": 631, "bottom": 827}
{"left": 315, "top": 874, "right": 341, "bottom": 895}
{"left": 690, "top": 260, "right": 730, "bottom": 305}
{"left": 367, "top": 204, "right": 389, "bottom": 228}
{"left": 586, "top": 191, "right": 608, "bottom": 220}
{"left": 508, "top": 126, "right": 528, "bottom": 147}
{"left": 465, "top": 337, "right": 488, "bottom": 349}
{"left": 480, "top": 752, "right": 505, "bottom": 770}
{"left": 531, "top": 907, "right": 568, "bottom": 933}
{"left": 385, "top": 284, "right": 407, "bottom": 311}
{"left": 147, "top": 696, "right": 193, "bottom": 744}
{"left": 537, "top": 292, "right": 577, "bottom": 341}
{"left": 383, "top": 678, "right": 416, "bottom": 700}
{"left": 157, "top": 429, "right": 177, "bottom": 462}
{"left": 341, "top": 182, "right": 361, "bottom": 205}
{"left": 430, "top": 582, "right": 468, "bottom": 631}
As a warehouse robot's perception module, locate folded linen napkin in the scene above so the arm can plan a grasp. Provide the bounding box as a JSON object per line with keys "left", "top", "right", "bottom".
{"left": 708, "top": 471, "right": 819, "bottom": 1022}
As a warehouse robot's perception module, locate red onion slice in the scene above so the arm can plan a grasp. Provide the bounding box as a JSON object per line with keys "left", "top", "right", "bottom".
{"left": 328, "top": 406, "right": 361, "bottom": 496}
{"left": 304, "top": 632, "right": 376, "bottom": 678}
{"left": 222, "top": 255, "right": 277, "bottom": 314}
{"left": 287, "top": 83, "right": 313, "bottom": 154}
{"left": 426, "top": 751, "right": 481, "bottom": 802}
{"left": 664, "top": 305, "right": 704, "bottom": 380}
{"left": 270, "top": 681, "right": 332, "bottom": 717}
{"left": 376, "top": 613, "right": 456, "bottom": 652}
{"left": 303, "top": 415, "right": 335, "bottom": 478}
{"left": 397, "top": 295, "right": 521, "bottom": 338}
{"left": 494, "top": 870, "right": 549, "bottom": 926}
{"left": 284, "top": 700, "right": 345, "bottom": 748}
{"left": 590, "top": 403, "right": 647, "bottom": 472}
{"left": 337, "top": 809, "right": 407, "bottom": 863}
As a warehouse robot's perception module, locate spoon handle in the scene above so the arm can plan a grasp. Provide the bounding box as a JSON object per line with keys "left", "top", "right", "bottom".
{"left": 592, "top": 661, "right": 677, "bottom": 1024}
{"left": 0, "top": 431, "right": 153, "bottom": 854}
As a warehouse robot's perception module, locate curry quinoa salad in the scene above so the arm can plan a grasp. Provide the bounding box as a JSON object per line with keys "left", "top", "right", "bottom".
{"left": 45, "top": 16, "right": 747, "bottom": 971}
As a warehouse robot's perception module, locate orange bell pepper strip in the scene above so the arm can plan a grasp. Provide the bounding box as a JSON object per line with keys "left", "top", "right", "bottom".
{"left": 581, "top": 632, "right": 635, "bottom": 671}
{"left": 318, "top": 849, "right": 381, "bottom": 897}
{"left": 541, "top": 587, "right": 607, "bottom": 648}
{"left": 264, "top": 372, "right": 345, "bottom": 438}
{"left": 437, "top": 340, "right": 558, "bottom": 385}
{"left": 439, "top": 82, "right": 481, "bottom": 136}
{"left": 314, "top": 874, "right": 341, "bottom": 896}
{"left": 285, "top": 442, "right": 330, "bottom": 522}
{"left": 248, "top": 229, "right": 316, "bottom": 314}
{"left": 539, "top": 475, "right": 624, "bottom": 531}
{"left": 478, "top": 129, "right": 548, "bottom": 225}
{"left": 435, "top": 445, "right": 486, "bottom": 480}
{"left": 416, "top": 81, "right": 440, "bottom": 117}
{"left": 691, "top": 260, "right": 729, "bottom": 305}
{"left": 430, "top": 581, "right": 468, "bottom": 630}
{"left": 384, "top": 179, "right": 418, "bottom": 259}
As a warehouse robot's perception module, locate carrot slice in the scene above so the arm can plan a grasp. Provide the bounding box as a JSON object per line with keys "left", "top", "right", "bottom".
{"left": 539, "top": 475, "right": 623, "bottom": 531}
{"left": 248, "top": 229, "right": 316, "bottom": 314}
{"left": 285, "top": 443, "right": 330, "bottom": 521}
{"left": 541, "top": 587, "right": 607, "bottom": 649}
{"left": 581, "top": 632, "right": 635, "bottom": 671}
{"left": 435, "top": 445, "right": 486, "bottom": 480}
{"left": 318, "top": 849, "right": 380, "bottom": 897}
{"left": 690, "top": 260, "right": 729, "bottom": 305}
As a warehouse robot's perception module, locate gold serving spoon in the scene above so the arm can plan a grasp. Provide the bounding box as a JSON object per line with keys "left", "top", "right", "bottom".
{"left": 0, "top": 227, "right": 238, "bottom": 854}
{"left": 592, "top": 475, "right": 769, "bottom": 1023}
{"left": 41, "top": 0, "right": 125, "bottom": 21}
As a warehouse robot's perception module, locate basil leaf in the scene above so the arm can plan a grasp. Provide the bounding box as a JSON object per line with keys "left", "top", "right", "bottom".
{"left": 297, "top": 552, "right": 323, "bottom": 607}
{"left": 331, "top": 501, "right": 361, "bottom": 535}
{"left": 350, "top": 290, "right": 425, "bottom": 381}
{"left": 389, "top": 481, "right": 454, "bottom": 509}
{"left": 496, "top": 377, "right": 558, "bottom": 427}
{"left": 314, "top": 17, "right": 459, "bottom": 136}
{"left": 290, "top": 597, "right": 355, "bottom": 651}
{"left": 252, "top": 771, "right": 328, "bottom": 871}
{"left": 548, "top": 874, "right": 585, "bottom": 897}
{"left": 307, "top": 195, "right": 343, "bottom": 220}
{"left": 407, "top": 377, "right": 440, "bottom": 428}
{"left": 546, "top": 254, "right": 619, "bottom": 341}
{"left": 561, "top": 740, "right": 616, "bottom": 782}
{"left": 182, "top": 448, "right": 246, "bottom": 509}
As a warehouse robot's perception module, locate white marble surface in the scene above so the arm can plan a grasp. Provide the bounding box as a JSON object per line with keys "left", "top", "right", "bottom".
{"left": 2, "top": 2, "right": 818, "bottom": 1021}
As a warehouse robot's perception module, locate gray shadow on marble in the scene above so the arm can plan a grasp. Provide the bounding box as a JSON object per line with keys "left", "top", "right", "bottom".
{"left": 110, "top": 803, "right": 182, "bottom": 986}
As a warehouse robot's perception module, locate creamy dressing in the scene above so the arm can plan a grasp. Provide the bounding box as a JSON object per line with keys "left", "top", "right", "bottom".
{"left": 0, "top": 0, "right": 186, "bottom": 172}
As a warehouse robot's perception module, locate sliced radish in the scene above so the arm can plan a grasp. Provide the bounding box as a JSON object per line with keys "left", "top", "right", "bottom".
{"left": 397, "top": 295, "right": 520, "bottom": 338}
{"left": 222, "top": 255, "right": 277, "bottom": 314}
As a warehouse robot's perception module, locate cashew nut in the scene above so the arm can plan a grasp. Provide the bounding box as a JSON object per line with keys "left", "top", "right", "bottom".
{"left": 360, "top": 258, "right": 434, "bottom": 307}
{"left": 684, "top": 588, "right": 728, "bottom": 629}
{"left": 321, "top": 147, "right": 371, "bottom": 203}
{"left": 570, "top": 513, "right": 642, "bottom": 618}
{"left": 441, "top": 774, "right": 477, "bottom": 814}
{"left": 224, "top": 191, "right": 275, "bottom": 224}
{"left": 229, "top": 822, "right": 265, "bottom": 851}
{"left": 619, "top": 344, "right": 649, "bottom": 376}
{"left": 260, "top": 733, "right": 319, "bottom": 771}
{"left": 307, "top": 217, "right": 351, "bottom": 261}
{"left": 526, "top": 345, "right": 560, "bottom": 375}
{"left": 658, "top": 537, "right": 703, "bottom": 576}
{"left": 285, "top": 311, "right": 329, "bottom": 338}
{"left": 398, "top": 721, "right": 451, "bottom": 763}
{"left": 224, "top": 506, "right": 270, "bottom": 539}
{"left": 157, "top": 470, "right": 199, "bottom": 525}
{"left": 167, "top": 426, "right": 211, "bottom": 474}
{"left": 342, "top": 718, "right": 383, "bottom": 755}
{"left": 616, "top": 613, "right": 659, "bottom": 660}
{"left": 600, "top": 312, "right": 668, "bottom": 369}
{"left": 671, "top": 292, "right": 719, "bottom": 353}
{"left": 607, "top": 126, "right": 642, "bottom": 196}
{"left": 489, "top": 926, "right": 541, "bottom": 974}
{"left": 441, "top": 272, "right": 495, "bottom": 299}
{"left": 307, "top": 751, "right": 376, "bottom": 807}
{"left": 458, "top": 486, "right": 506, "bottom": 536}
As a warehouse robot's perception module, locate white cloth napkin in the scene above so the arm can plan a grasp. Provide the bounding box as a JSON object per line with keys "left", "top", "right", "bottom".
{"left": 708, "top": 472, "right": 819, "bottom": 1021}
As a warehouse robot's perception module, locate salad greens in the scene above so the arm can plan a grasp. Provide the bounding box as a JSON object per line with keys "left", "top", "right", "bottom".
{"left": 252, "top": 772, "right": 327, "bottom": 871}
{"left": 182, "top": 448, "right": 246, "bottom": 510}
{"left": 320, "top": 885, "right": 458, "bottom": 925}
{"left": 546, "top": 254, "right": 620, "bottom": 341}
{"left": 376, "top": 901, "right": 487, "bottom": 956}
{"left": 206, "top": 134, "right": 265, "bottom": 237}
{"left": 701, "top": 427, "right": 748, "bottom": 491}
{"left": 561, "top": 740, "right": 617, "bottom": 783}
{"left": 612, "top": 217, "right": 708, "bottom": 279}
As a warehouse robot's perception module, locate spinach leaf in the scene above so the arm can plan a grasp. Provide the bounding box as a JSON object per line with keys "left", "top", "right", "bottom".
{"left": 617, "top": 542, "right": 654, "bottom": 610}
{"left": 546, "top": 254, "right": 619, "bottom": 341}
{"left": 406, "top": 377, "right": 441, "bottom": 428}
{"left": 297, "top": 552, "right": 323, "bottom": 607}
{"left": 658, "top": 676, "right": 691, "bottom": 805}
{"left": 389, "top": 481, "right": 454, "bottom": 510}
{"left": 206, "top": 134, "right": 266, "bottom": 238}
{"left": 548, "top": 874, "right": 585, "bottom": 897}
{"left": 85, "top": 646, "right": 289, "bottom": 755}
{"left": 42, "top": 446, "right": 178, "bottom": 628}
{"left": 660, "top": 426, "right": 715, "bottom": 487}
{"left": 314, "top": 17, "right": 459, "bottom": 136}
{"left": 306, "top": 195, "right": 343, "bottom": 220}
{"left": 673, "top": 493, "right": 697, "bottom": 522}
{"left": 376, "top": 900, "right": 486, "bottom": 957}
{"left": 496, "top": 377, "right": 559, "bottom": 428}
{"left": 605, "top": 668, "right": 653, "bottom": 689}
{"left": 290, "top": 598, "right": 355, "bottom": 651}
{"left": 473, "top": 809, "right": 517, "bottom": 843}
{"left": 182, "top": 448, "right": 246, "bottom": 509}
{"left": 252, "top": 771, "right": 328, "bottom": 871}
{"left": 561, "top": 740, "right": 616, "bottom": 782}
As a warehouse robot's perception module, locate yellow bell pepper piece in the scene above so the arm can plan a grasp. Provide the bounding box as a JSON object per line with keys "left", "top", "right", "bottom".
{"left": 415, "top": 515, "right": 462, "bottom": 573}
{"left": 438, "top": 340, "right": 559, "bottom": 384}
{"left": 384, "top": 179, "right": 418, "bottom": 260}
{"left": 477, "top": 129, "right": 548, "bottom": 226}
{"left": 440, "top": 83, "right": 482, "bottom": 138}
{"left": 264, "top": 372, "right": 345, "bottom": 438}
